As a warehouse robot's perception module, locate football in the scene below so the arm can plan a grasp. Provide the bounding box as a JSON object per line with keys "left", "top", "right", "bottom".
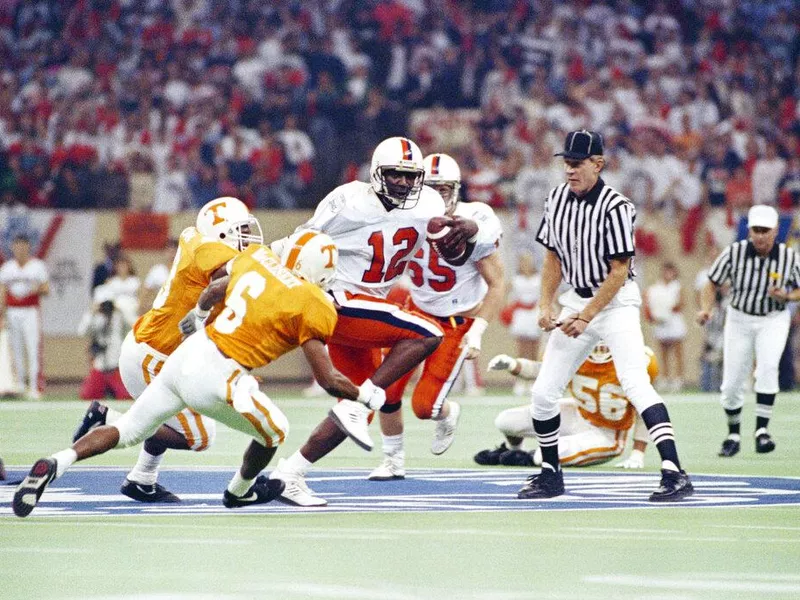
{"left": 427, "top": 216, "right": 467, "bottom": 263}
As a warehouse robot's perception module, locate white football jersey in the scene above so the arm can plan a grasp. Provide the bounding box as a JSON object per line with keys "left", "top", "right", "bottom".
{"left": 409, "top": 202, "right": 502, "bottom": 317}
{"left": 0, "top": 257, "right": 48, "bottom": 305}
{"left": 299, "top": 181, "right": 445, "bottom": 297}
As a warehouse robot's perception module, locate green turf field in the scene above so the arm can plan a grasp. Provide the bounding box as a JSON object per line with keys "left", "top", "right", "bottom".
{"left": 1, "top": 390, "right": 799, "bottom": 600}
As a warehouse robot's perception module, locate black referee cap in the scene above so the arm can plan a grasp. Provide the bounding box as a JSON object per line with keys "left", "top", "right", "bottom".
{"left": 555, "top": 130, "right": 604, "bottom": 160}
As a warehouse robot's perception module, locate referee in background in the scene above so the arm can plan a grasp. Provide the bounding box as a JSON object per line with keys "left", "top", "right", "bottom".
{"left": 520, "top": 129, "right": 692, "bottom": 502}
{"left": 698, "top": 205, "right": 800, "bottom": 457}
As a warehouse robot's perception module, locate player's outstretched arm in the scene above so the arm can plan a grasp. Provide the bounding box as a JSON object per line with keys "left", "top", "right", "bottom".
{"left": 461, "top": 252, "right": 505, "bottom": 359}
{"left": 487, "top": 355, "right": 541, "bottom": 380}
{"left": 696, "top": 280, "right": 718, "bottom": 325}
{"left": 301, "top": 339, "right": 385, "bottom": 410}
{"left": 178, "top": 275, "right": 230, "bottom": 336}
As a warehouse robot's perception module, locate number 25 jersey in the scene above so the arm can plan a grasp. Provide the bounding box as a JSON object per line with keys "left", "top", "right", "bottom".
{"left": 300, "top": 181, "right": 445, "bottom": 298}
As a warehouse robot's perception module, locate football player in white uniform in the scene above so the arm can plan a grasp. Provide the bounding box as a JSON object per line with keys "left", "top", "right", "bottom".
{"left": 268, "top": 137, "right": 453, "bottom": 506}
{"left": 71, "top": 197, "right": 262, "bottom": 503}
{"left": 368, "top": 153, "right": 505, "bottom": 480}
{"left": 477, "top": 342, "right": 656, "bottom": 469}
{"left": 0, "top": 235, "right": 49, "bottom": 399}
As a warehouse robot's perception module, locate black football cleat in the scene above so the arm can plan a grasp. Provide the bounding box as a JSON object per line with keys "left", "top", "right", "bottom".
{"left": 223, "top": 475, "right": 286, "bottom": 508}
{"left": 474, "top": 443, "right": 511, "bottom": 466}
{"left": 500, "top": 449, "right": 535, "bottom": 467}
{"left": 649, "top": 469, "right": 694, "bottom": 502}
{"left": 73, "top": 401, "right": 108, "bottom": 443}
{"left": 120, "top": 479, "right": 181, "bottom": 503}
{"left": 517, "top": 468, "right": 565, "bottom": 499}
{"left": 13, "top": 458, "right": 57, "bottom": 517}
{"left": 718, "top": 437, "right": 741, "bottom": 457}
{"left": 755, "top": 431, "right": 776, "bottom": 454}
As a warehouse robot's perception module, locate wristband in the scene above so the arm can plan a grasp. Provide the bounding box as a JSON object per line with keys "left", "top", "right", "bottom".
{"left": 470, "top": 317, "right": 489, "bottom": 336}
{"left": 575, "top": 315, "right": 589, "bottom": 323}
{"left": 194, "top": 304, "right": 210, "bottom": 319}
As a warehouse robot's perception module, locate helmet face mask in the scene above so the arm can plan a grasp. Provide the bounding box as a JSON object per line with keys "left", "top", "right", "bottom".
{"left": 370, "top": 137, "right": 425, "bottom": 209}
{"left": 588, "top": 342, "right": 612, "bottom": 364}
{"left": 196, "top": 197, "right": 263, "bottom": 251}
{"left": 423, "top": 153, "right": 461, "bottom": 215}
{"left": 279, "top": 230, "right": 338, "bottom": 291}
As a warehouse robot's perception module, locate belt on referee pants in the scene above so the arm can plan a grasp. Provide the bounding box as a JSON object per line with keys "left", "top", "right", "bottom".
{"left": 575, "top": 287, "right": 594, "bottom": 299}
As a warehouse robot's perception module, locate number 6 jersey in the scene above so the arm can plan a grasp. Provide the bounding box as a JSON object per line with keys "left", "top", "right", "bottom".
{"left": 297, "top": 181, "right": 445, "bottom": 298}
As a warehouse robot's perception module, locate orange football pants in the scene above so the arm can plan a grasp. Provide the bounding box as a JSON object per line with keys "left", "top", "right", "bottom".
{"left": 327, "top": 291, "right": 443, "bottom": 390}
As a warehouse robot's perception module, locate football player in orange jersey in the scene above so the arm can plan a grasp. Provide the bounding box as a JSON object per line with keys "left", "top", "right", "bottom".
{"left": 13, "top": 232, "right": 387, "bottom": 517}
{"left": 71, "top": 197, "right": 262, "bottom": 504}
{"left": 474, "top": 342, "right": 657, "bottom": 469}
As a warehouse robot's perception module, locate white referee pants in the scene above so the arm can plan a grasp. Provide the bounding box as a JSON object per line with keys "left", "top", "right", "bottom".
{"left": 530, "top": 283, "right": 663, "bottom": 421}
{"left": 6, "top": 307, "right": 41, "bottom": 391}
{"left": 720, "top": 306, "right": 790, "bottom": 410}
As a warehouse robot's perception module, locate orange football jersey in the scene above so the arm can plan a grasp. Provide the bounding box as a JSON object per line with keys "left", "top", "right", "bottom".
{"left": 208, "top": 244, "right": 337, "bottom": 369}
{"left": 568, "top": 347, "right": 659, "bottom": 431}
{"left": 133, "top": 227, "right": 238, "bottom": 355}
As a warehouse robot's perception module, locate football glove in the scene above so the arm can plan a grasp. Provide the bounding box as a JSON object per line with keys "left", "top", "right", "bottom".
{"left": 488, "top": 354, "right": 518, "bottom": 373}
{"left": 614, "top": 449, "right": 645, "bottom": 469}
{"left": 178, "top": 305, "right": 210, "bottom": 336}
{"left": 357, "top": 379, "right": 386, "bottom": 411}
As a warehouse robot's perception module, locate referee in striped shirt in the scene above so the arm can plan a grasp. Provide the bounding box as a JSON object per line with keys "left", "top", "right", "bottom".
{"left": 698, "top": 205, "right": 800, "bottom": 457}
{"left": 518, "top": 129, "right": 693, "bottom": 502}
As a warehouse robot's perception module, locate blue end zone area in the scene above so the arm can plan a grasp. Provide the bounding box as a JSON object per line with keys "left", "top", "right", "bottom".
{"left": 2, "top": 468, "right": 800, "bottom": 517}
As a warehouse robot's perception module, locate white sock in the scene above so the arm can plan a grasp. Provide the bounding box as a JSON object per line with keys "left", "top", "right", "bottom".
{"left": 227, "top": 471, "right": 255, "bottom": 497}
{"left": 661, "top": 460, "right": 679, "bottom": 472}
{"left": 281, "top": 451, "right": 312, "bottom": 476}
{"left": 105, "top": 408, "right": 123, "bottom": 425}
{"left": 51, "top": 449, "right": 78, "bottom": 479}
{"left": 727, "top": 433, "right": 741, "bottom": 442}
{"left": 381, "top": 433, "right": 403, "bottom": 456}
{"left": 126, "top": 448, "right": 164, "bottom": 486}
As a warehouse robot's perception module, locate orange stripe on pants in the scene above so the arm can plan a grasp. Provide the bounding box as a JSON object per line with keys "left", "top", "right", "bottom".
{"left": 192, "top": 411, "right": 210, "bottom": 451}
{"left": 175, "top": 412, "right": 196, "bottom": 448}
{"left": 561, "top": 429, "right": 626, "bottom": 467}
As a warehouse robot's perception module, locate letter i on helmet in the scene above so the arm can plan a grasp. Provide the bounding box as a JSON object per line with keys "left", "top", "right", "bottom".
{"left": 279, "top": 230, "right": 338, "bottom": 291}
{"left": 423, "top": 153, "right": 461, "bottom": 215}
{"left": 196, "top": 197, "right": 263, "bottom": 251}
{"left": 370, "top": 137, "right": 425, "bottom": 209}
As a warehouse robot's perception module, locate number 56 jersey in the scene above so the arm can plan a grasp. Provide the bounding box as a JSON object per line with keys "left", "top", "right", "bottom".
{"left": 568, "top": 347, "right": 659, "bottom": 431}
{"left": 299, "top": 181, "right": 445, "bottom": 298}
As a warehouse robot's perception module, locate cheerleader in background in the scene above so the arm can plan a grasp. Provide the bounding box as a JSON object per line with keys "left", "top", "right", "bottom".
{"left": 644, "top": 262, "right": 687, "bottom": 392}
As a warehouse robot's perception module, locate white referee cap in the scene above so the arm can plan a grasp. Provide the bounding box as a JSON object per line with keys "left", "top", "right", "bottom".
{"left": 747, "top": 205, "right": 778, "bottom": 229}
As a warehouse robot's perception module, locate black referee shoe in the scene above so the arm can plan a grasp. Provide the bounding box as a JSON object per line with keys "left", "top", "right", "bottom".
{"left": 649, "top": 469, "right": 694, "bottom": 502}
{"left": 755, "top": 430, "right": 776, "bottom": 454}
{"left": 718, "top": 437, "right": 741, "bottom": 457}
{"left": 517, "top": 468, "right": 564, "bottom": 499}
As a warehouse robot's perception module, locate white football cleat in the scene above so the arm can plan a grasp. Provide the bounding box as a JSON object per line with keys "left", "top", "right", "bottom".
{"left": 270, "top": 459, "right": 327, "bottom": 507}
{"left": 368, "top": 451, "right": 406, "bottom": 481}
{"left": 431, "top": 401, "right": 461, "bottom": 455}
{"left": 329, "top": 400, "right": 374, "bottom": 451}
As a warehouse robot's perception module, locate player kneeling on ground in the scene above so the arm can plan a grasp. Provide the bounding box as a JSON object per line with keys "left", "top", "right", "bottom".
{"left": 13, "top": 232, "right": 385, "bottom": 517}
{"left": 476, "top": 342, "right": 654, "bottom": 469}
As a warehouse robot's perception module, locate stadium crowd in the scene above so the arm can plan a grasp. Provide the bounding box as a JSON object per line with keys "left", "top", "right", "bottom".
{"left": 0, "top": 0, "right": 797, "bottom": 230}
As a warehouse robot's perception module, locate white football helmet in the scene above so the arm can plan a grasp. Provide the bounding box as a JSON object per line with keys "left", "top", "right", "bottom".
{"left": 588, "top": 341, "right": 612, "bottom": 364}
{"left": 279, "top": 229, "right": 338, "bottom": 291}
{"left": 423, "top": 153, "right": 461, "bottom": 215}
{"left": 370, "top": 137, "right": 425, "bottom": 209}
{"left": 196, "top": 197, "right": 263, "bottom": 251}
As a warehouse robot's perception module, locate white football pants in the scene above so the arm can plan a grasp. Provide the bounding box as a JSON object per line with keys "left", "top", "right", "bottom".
{"left": 114, "top": 329, "right": 288, "bottom": 450}
{"left": 119, "top": 330, "right": 216, "bottom": 451}
{"left": 720, "top": 306, "right": 790, "bottom": 410}
{"left": 530, "top": 283, "right": 663, "bottom": 421}
{"left": 495, "top": 400, "right": 627, "bottom": 466}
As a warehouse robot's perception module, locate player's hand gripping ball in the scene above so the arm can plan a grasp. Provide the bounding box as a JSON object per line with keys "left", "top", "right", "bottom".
{"left": 426, "top": 216, "right": 476, "bottom": 264}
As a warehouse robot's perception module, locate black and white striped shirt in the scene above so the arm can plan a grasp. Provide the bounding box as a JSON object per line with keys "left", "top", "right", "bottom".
{"left": 708, "top": 240, "right": 800, "bottom": 315}
{"left": 535, "top": 178, "right": 637, "bottom": 289}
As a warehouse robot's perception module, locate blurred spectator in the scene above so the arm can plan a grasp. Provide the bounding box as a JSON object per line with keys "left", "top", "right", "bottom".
{"left": 139, "top": 238, "right": 179, "bottom": 313}
{"left": 777, "top": 156, "right": 800, "bottom": 210}
{"left": 78, "top": 285, "right": 133, "bottom": 401}
{"left": 752, "top": 141, "right": 787, "bottom": 206}
{"left": 694, "top": 245, "right": 727, "bottom": 393}
{"left": 103, "top": 255, "right": 140, "bottom": 324}
{"left": 644, "top": 262, "right": 687, "bottom": 392}
{"left": 92, "top": 242, "right": 121, "bottom": 290}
